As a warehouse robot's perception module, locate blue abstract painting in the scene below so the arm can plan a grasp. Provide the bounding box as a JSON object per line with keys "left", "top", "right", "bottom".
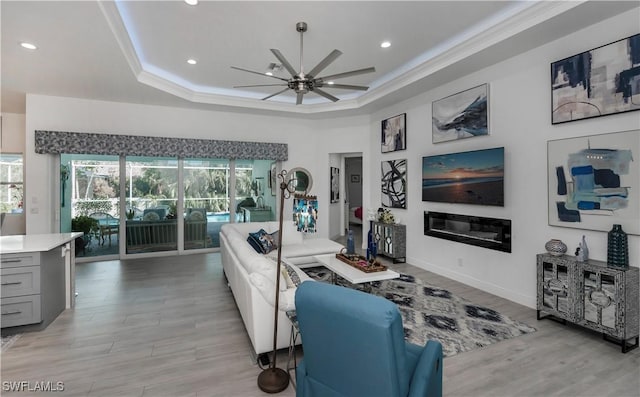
{"left": 432, "top": 84, "right": 489, "bottom": 143}
{"left": 548, "top": 130, "right": 639, "bottom": 235}
{"left": 551, "top": 33, "right": 640, "bottom": 124}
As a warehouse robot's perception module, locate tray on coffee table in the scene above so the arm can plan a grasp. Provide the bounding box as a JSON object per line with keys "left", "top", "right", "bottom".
{"left": 335, "top": 252, "right": 387, "bottom": 273}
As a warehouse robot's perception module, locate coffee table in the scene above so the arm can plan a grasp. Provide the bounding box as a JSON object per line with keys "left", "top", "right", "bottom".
{"left": 313, "top": 254, "right": 400, "bottom": 288}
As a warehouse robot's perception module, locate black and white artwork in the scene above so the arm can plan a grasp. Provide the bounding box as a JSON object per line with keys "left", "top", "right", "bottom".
{"left": 330, "top": 167, "right": 340, "bottom": 203}
{"left": 381, "top": 114, "right": 406, "bottom": 153}
{"left": 381, "top": 159, "right": 407, "bottom": 209}
{"left": 432, "top": 84, "right": 489, "bottom": 143}
{"left": 551, "top": 34, "right": 640, "bottom": 124}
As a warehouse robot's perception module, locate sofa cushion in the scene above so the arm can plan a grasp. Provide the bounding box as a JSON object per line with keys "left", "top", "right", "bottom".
{"left": 281, "top": 239, "right": 343, "bottom": 259}
{"left": 280, "top": 221, "right": 304, "bottom": 245}
{"left": 249, "top": 272, "right": 299, "bottom": 311}
{"left": 247, "top": 229, "right": 278, "bottom": 254}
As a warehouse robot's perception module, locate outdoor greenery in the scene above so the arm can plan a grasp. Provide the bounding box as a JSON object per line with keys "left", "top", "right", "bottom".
{"left": 71, "top": 159, "right": 254, "bottom": 217}
{"left": 71, "top": 215, "right": 99, "bottom": 236}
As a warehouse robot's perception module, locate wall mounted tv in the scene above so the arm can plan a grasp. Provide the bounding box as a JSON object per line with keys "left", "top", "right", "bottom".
{"left": 422, "top": 147, "right": 504, "bottom": 206}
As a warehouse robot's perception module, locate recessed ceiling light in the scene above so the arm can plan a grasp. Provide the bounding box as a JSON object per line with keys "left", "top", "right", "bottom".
{"left": 20, "top": 42, "right": 37, "bottom": 50}
{"left": 187, "top": 59, "right": 197, "bottom": 65}
{"left": 265, "top": 72, "right": 273, "bottom": 76}
{"left": 184, "top": 0, "right": 198, "bottom": 5}
{"left": 380, "top": 41, "right": 391, "bottom": 48}
{"left": 327, "top": 81, "right": 335, "bottom": 85}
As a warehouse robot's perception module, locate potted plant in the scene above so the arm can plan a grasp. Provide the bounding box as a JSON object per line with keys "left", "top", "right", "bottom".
{"left": 71, "top": 215, "right": 99, "bottom": 245}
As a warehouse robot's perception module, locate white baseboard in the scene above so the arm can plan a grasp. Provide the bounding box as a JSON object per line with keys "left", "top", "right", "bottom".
{"left": 407, "top": 255, "right": 536, "bottom": 309}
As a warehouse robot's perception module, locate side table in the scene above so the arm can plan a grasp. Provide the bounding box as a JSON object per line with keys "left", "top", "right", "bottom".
{"left": 286, "top": 310, "right": 299, "bottom": 388}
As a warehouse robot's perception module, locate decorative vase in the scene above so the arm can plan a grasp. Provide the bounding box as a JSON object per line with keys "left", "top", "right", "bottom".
{"left": 346, "top": 229, "right": 355, "bottom": 255}
{"left": 545, "top": 239, "right": 567, "bottom": 256}
{"left": 576, "top": 235, "right": 589, "bottom": 262}
{"left": 366, "top": 221, "right": 377, "bottom": 261}
{"left": 607, "top": 224, "right": 628, "bottom": 268}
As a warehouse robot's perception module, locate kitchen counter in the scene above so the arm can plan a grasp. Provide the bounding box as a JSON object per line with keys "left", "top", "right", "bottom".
{"left": 1, "top": 233, "right": 82, "bottom": 331}
{"left": 0, "top": 233, "right": 82, "bottom": 254}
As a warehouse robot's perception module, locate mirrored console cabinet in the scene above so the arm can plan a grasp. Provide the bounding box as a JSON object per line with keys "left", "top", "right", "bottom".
{"left": 537, "top": 253, "right": 639, "bottom": 353}
{"left": 372, "top": 222, "right": 406, "bottom": 263}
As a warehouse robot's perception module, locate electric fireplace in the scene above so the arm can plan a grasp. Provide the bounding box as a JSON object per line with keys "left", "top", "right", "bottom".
{"left": 424, "top": 211, "right": 511, "bottom": 252}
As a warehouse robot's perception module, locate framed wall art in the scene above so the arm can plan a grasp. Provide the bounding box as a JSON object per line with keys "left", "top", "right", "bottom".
{"left": 381, "top": 159, "right": 407, "bottom": 209}
{"left": 422, "top": 147, "right": 504, "bottom": 206}
{"left": 432, "top": 83, "right": 488, "bottom": 143}
{"left": 551, "top": 33, "right": 640, "bottom": 124}
{"left": 293, "top": 194, "right": 318, "bottom": 233}
{"left": 330, "top": 166, "right": 340, "bottom": 203}
{"left": 548, "top": 130, "right": 639, "bottom": 235}
{"left": 381, "top": 113, "right": 406, "bottom": 153}
{"left": 269, "top": 162, "right": 277, "bottom": 196}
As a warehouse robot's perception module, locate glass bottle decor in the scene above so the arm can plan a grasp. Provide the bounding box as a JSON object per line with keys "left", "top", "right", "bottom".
{"left": 367, "top": 220, "right": 374, "bottom": 261}
{"left": 607, "top": 224, "right": 628, "bottom": 268}
{"left": 545, "top": 239, "right": 567, "bottom": 256}
{"left": 346, "top": 229, "right": 355, "bottom": 255}
{"left": 576, "top": 235, "right": 589, "bottom": 262}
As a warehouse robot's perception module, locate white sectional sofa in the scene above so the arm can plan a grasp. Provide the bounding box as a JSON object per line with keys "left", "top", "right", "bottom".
{"left": 220, "top": 221, "right": 344, "bottom": 356}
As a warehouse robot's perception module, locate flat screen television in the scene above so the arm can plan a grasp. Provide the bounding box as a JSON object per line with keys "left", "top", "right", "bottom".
{"left": 421, "top": 147, "right": 504, "bottom": 206}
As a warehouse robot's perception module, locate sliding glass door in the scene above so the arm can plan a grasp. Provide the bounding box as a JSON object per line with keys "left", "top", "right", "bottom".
{"left": 183, "top": 158, "right": 230, "bottom": 249}
{"left": 125, "top": 157, "right": 178, "bottom": 254}
{"left": 60, "top": 154, "right": 277, "bottom": 259}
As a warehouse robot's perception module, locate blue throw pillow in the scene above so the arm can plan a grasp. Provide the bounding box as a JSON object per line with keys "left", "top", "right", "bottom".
{"left": 247, "top": 229, "right": 278, "bottom": 254}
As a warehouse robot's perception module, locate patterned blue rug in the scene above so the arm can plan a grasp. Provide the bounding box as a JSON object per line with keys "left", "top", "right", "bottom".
{"left": 303, "top": 266, "right": 536, "bottom": 357}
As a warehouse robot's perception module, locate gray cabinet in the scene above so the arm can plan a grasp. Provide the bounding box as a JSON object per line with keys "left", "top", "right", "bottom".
{"left": 1, "top": 249, "right": 65, "bottom": 330}
{"left": 373, "top": 222, "right": 406, "bottom": 263}
{"left": 537, "top": 253, "right": 639, "bottom": 352}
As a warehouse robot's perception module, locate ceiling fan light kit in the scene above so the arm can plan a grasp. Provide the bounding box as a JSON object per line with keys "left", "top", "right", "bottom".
{"left": 232, "top": 22, "right": 376, "bottom": 105}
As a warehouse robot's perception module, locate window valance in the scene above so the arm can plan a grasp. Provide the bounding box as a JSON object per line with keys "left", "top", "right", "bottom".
{"left": 34, "top": 130, "right": 288, "bottom": 161}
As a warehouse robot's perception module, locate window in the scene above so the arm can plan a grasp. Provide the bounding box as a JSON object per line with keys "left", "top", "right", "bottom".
{"left": 0, "top": 154, "right": 23, "bottom": 213}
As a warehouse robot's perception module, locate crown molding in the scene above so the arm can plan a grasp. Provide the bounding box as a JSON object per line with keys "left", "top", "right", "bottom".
{"left": 100, "top": 0, "right": 585, "bottom": 115}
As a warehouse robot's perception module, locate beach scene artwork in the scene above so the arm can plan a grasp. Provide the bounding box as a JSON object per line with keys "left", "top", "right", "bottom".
{"left": 422, "top": 147, "right": 504, "bottom": 206}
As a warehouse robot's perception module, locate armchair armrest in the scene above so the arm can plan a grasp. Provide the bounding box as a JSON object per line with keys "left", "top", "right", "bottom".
{"left": 408, "top": 340, "right": 443, "bottom": 397}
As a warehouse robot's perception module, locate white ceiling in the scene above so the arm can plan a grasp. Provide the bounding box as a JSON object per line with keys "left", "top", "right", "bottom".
{"left": 2, "top": 1, "right": 639, "bottom": 117}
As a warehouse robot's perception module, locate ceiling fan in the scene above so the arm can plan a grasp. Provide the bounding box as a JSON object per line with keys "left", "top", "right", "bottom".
{"left": 231, "top": 22, "right": 376, "bottom": 105}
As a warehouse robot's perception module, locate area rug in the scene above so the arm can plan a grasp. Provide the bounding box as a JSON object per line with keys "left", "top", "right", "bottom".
{"left": 303, "top": 266, "right": 536, "bottom": 357}
{"left": 1, "top": 334, "right": 21, "bottom": 353}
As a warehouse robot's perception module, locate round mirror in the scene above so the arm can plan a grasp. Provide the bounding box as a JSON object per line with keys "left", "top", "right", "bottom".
{"left": 286, "top": 167, "right": 313, "bottom": 195}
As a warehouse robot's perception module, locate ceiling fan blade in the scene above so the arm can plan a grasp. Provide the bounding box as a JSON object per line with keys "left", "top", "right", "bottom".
{"left": 233, "top": 84, "right": 287, "bottom": 88}
{"left": 270, "top": 49, "right": 298, "bottom": 77}
{"left": 262, "top": 87, "right": 290, "bottom": 101}
{"left": 296, "top": 92, "right": 304, "bottom": 105}
{"left": 317, "top": 67, "right": 376, "bottom": 81}
{"left": 307, "top": 49, "right": 342, "bottom": 78}
{"left": 312, "top": 88, "right": 339, "bottom": 102}
{"left": 321, "top": 83, "right": 369, "bottom": 91}
{"left": 230, "top": 66, "right": 289, "bottom": 81}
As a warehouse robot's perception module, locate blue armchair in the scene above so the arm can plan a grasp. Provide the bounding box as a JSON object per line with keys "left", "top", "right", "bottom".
{"left": 294, "top": 281, "right": 443, "bottom": 397}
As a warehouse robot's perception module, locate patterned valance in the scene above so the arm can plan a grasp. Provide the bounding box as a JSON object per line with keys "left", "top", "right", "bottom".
{"left": 34, "top": 130, "right": 288, "bottom": 161}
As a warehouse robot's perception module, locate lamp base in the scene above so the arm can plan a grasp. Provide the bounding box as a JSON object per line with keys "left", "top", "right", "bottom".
{"left": 257, "top": 367, "right": 289, "bottom": 393}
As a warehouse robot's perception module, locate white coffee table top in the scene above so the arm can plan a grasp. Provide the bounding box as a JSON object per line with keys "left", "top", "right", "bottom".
{"left": 313, "top": 254, "right": 400, "bottom": 284}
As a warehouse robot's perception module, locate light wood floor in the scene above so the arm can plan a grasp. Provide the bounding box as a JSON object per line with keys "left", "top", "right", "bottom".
{"left": 1, "top": 246, "right": 638, "bottom": 396}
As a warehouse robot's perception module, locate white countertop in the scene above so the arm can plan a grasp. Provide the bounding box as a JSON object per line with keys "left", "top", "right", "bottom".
{"left": 0, "top": 233, "right": 83, "bottom": 254}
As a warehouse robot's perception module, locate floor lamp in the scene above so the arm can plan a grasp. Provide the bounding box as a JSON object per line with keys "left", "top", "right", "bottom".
{"left": 258, "top": 168, "right": 312, "bottom": 393}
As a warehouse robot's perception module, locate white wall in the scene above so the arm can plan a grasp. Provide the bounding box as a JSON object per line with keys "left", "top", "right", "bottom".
{"left": 0, "top": 113, "right": 26, "bottom": 235}
{"left": 368, "top": 9, "right": 640, "bottom": 308}
{"left": 24, "top": 95, "right": 369, "bottom": 238}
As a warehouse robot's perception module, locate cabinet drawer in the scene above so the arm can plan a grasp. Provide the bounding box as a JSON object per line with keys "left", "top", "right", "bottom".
{"left": 1, "top": 266, "right": 41, "bottom": 298}
{"left": 1, "top": 253, "right": 39, "bottom": 269}
{"left": 1, "top": 295, "right": 41, "bottom": 328}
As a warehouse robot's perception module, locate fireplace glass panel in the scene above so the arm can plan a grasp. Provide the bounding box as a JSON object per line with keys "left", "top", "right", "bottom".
{"left": 424, "top": 211, "right": 511, "bottom": 252}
